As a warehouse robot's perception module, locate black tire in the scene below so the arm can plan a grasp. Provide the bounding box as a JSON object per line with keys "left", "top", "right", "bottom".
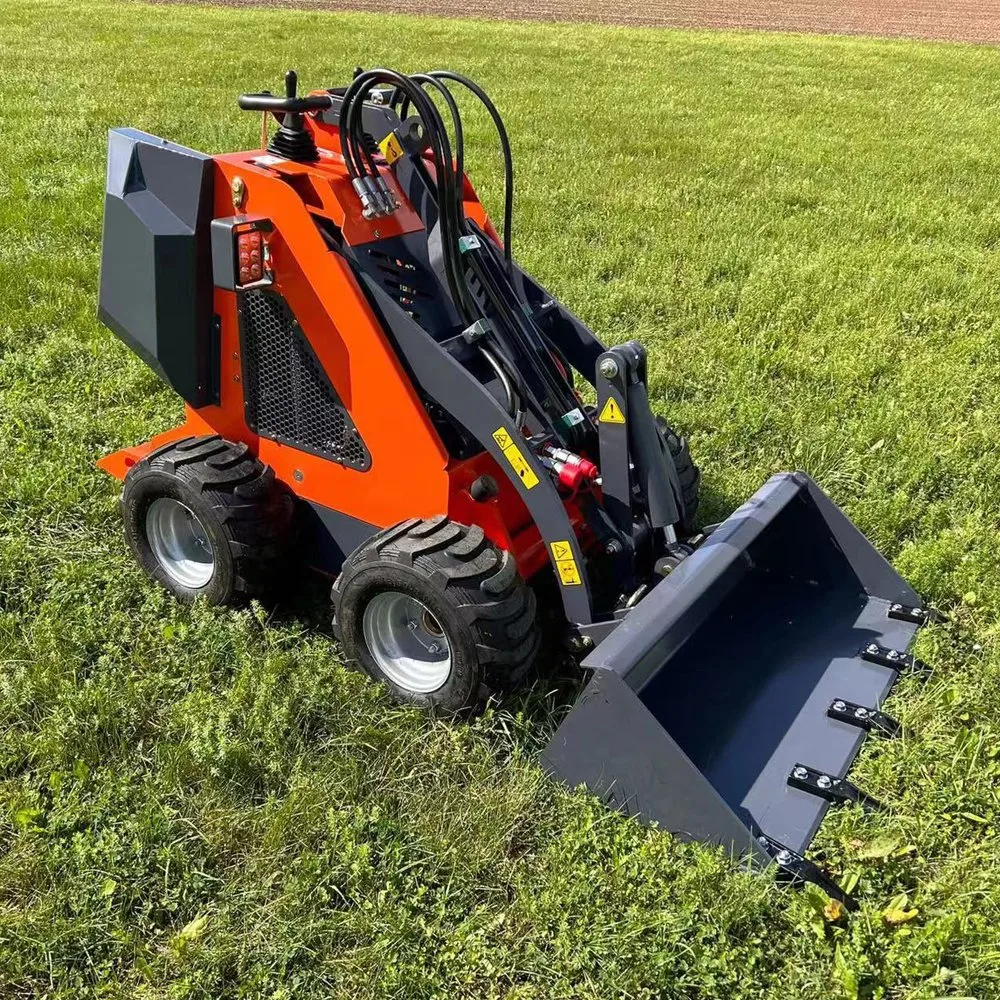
{"left": 332, "top": 516, "right": 541, "bottom": 713}
{"left": 121, "top": 435, "right": 292, "bottom": 605}
{"left": 655, "top": 417, "right": 701, "bottom": 534}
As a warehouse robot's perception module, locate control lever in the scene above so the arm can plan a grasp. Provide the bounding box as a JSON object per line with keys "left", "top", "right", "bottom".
{"left": 238, "top": 70, "right": 328, "bottom": 162}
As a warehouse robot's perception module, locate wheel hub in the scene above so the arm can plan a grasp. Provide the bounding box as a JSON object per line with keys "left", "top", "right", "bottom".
{"left": 362, "top": 591, "right": 452, "bottom": 693}
{"left": 145, "top": 497, "right": 214, "bottom": 589}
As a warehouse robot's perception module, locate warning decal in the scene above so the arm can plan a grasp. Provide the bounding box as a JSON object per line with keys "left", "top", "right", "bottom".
{"left": 379, "top": 132, "right": 405, "bottom": 165}
{"left": 549, "top": 540, "right": 583, "bottom": 586}
{"left": 599, "top": 397, "right": 626, "bottom": 425}
{"left": 492, "top": 427, "right": 539, "bottom": 490}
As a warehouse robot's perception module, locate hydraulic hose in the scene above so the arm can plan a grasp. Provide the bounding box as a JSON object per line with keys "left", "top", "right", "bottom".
{"left": 341, "top": 68, "right": 580, "bottom": 445}
{"left": 341, "top": 69, "right": 475, "bottom": 323}
{"left": 427, "top": 70, "right": 515, "bottom": 266}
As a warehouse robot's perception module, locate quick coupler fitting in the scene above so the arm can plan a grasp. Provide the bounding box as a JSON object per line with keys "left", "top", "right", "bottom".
{"left": 542, "top": 445, "right": 598, "bottom": 481}
{"left": 363, "top": 176, "right": 388, "bottom": 217}
{"left": 374, "top": 175, "right": 399, "bottom": 214}
{"left": 352, "top": 176, "right": 381, "bottom": 219}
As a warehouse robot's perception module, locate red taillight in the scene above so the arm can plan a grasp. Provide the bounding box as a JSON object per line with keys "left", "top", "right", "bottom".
{"left": 237, "top": 229, "right": 263, "bottom": 285}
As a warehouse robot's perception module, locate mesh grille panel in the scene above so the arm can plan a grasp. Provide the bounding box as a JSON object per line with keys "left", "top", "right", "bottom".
{"left": 240, "top": 290, "right": 370, "bottom": 470}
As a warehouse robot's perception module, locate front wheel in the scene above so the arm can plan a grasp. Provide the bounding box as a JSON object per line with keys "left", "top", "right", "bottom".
{"left": 332, "top": 517, "right": 541, "bottom": 713}
{"left": 655, "top": 417, "right": 701, "bottom": 535}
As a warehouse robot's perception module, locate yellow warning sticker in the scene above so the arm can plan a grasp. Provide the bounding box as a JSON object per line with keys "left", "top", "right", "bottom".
{"left": 599, "top": 397, "right": 626, "bottom": 425}
{"left": 492, "top": 427, "right": 539, "bottom": 490}
{"left": 379, "top": 131, "right": 405, "bottom": 165}
{"left": 550, "top": 540, "right": 583, "bottom": 586}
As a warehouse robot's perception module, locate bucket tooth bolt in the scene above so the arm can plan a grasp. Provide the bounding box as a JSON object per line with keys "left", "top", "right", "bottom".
{"left": 758, "top": 835, "right": 859, "bottom": 912}
{"left": 888, "top": 603, "right": 944, "bottom": 626}
{"left": 828, "top": 698, "right": 903, "bottom": 738}
{"left": 861, "top": 641, "right": 932, "bottom": 679}
{"left": 787, "top": 763, "right": 882, "bottom": 811}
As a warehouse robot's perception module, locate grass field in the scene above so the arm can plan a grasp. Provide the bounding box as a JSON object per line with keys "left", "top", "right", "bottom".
{"left": 4, "top": 2, "right": 1000, "bottom": 997}
{"left": 191, "top": 0, "right": 1000, "bottom": 45}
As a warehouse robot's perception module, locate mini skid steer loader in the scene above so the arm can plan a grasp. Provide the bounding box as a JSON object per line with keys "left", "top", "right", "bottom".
{"left": 97, "top": 68, "right": 937, "bottom": 907}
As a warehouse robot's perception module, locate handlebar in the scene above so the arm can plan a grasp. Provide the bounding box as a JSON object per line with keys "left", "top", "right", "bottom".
{"left": 237, "top": 69, "right": 332, "bottom": 114}
{"left": 237, "top": 92, "right": 332, "bottom": 113}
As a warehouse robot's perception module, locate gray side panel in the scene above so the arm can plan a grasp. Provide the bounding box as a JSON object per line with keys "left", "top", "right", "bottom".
{"left": 98, "top": 128, "right": 214, "bottom": 406}
{"left": 300, "top": 501, "right": 379, "bottom": 575}
{"left": 542, "top": 670, "right": 767, "bottom": 861}
{"left": 803, "top": 474, "right": 922, "bottom": 606}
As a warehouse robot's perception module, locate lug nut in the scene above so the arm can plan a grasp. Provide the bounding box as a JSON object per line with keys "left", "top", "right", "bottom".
{"left": 599, "top": 358, "right": 619, "bottom": 380}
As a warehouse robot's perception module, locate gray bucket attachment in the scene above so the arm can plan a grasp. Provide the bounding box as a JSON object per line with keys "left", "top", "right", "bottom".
{"left": 544, "top": 472, "right": 930, "bottom": 881}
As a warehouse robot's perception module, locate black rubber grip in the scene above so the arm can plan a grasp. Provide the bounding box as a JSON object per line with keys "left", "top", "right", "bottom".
{"left": 237, "top": 92, "right": 332, "bottom": 113}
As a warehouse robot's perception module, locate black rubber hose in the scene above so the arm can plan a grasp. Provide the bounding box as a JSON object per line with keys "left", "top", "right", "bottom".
{"left": 373, "top": 72, "right": 573, "bottom": 441}
{"left": 342, "top": 70, "right": 401, "bottom": 180}
{"left": 405, "top": 83, "right": 475, "bottom": 322}
{"left": 408, "top": 75, "right": 474, "bottom": 318}
{"left": 397, "top": 77, "right": 468, "bottom": 266}
{"left": 337, "top": 70, "right": 379, "bottom": 177}
{"left": 428, "top": 70, "right": 514, "bottom": 266}
{"left": 406, "top": 74, "right": 573, "bottom": 435}
{"left": 342, "top": 69, "right": 475, "bottom": 323}
{"left": 410, "top": 74, "right": 464, "bottom": 189}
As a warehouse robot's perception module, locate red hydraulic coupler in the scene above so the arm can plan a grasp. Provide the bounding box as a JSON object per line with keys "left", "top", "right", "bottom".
{"left": 540, "top": 445, "right": 599, "bottom": 494}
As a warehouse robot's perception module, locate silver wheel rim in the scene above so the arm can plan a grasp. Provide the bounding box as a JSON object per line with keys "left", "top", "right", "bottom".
{"left": 362, "top": 591, "right": 452, "bottom": 693}
{"left": 145, "top": 497, "right": 215, "bottom": 589}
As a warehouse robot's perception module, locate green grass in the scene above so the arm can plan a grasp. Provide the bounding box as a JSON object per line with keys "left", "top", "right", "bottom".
{"left": 3, "top": 2, "right": 1000, "bottom": 996}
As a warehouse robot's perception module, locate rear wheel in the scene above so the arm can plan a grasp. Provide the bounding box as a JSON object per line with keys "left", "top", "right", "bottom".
{"left": 332, "top": 516, "right": 541, "bottom": 713}
{"left": 121, "top": 435, "right": 292, "bottom": 605}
